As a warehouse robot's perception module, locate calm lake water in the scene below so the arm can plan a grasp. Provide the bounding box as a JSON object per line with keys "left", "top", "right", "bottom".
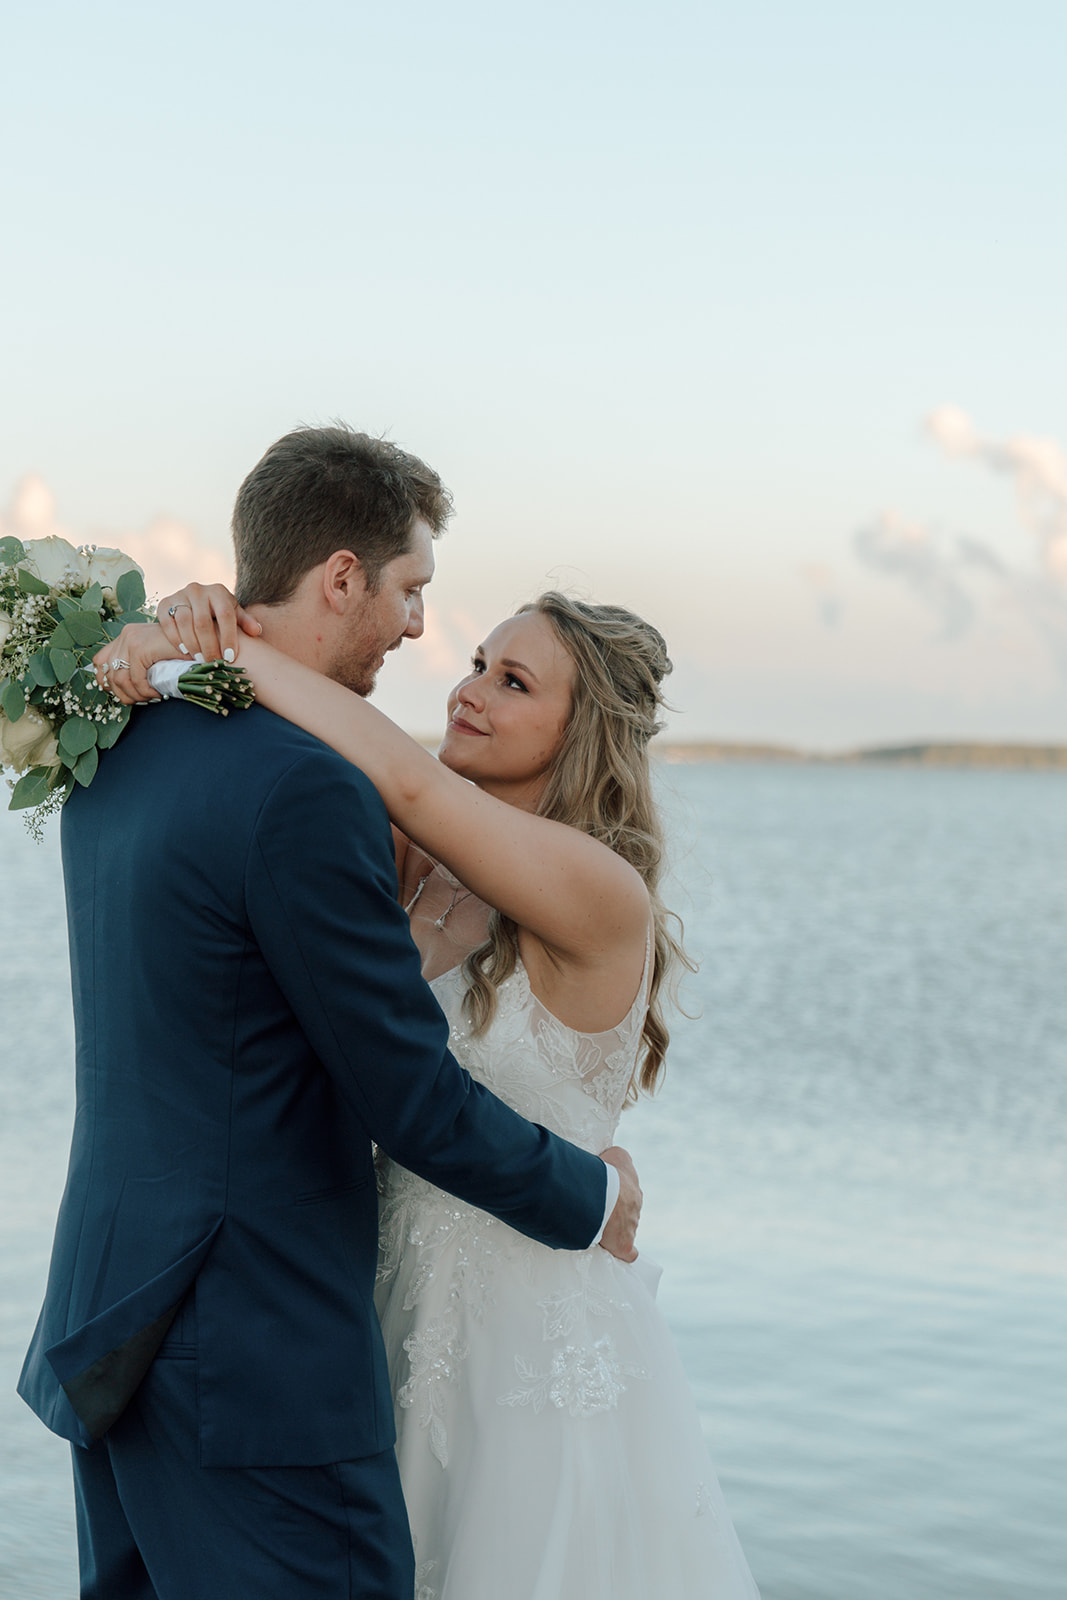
{"left": 1, "top": 761, "right": 1064, "bottom": 1599}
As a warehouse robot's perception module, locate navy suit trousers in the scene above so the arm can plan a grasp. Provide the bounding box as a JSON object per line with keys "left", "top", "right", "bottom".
{"left": 71, "top": 1298, "right": 414, "bottom": 1600}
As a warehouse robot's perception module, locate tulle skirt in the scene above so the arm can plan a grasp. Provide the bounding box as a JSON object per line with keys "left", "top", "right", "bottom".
{"left": 375, "top": 1197, "right": 760, "bottom": 1600}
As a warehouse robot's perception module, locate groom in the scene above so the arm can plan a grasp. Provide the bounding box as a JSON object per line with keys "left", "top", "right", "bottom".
{"left": 19, "top": 426, "right": 640, "bottom": 1600}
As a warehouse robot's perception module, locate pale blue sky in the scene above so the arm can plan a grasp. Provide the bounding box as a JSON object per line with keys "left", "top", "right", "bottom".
{"left": 4, "top": 0, "right": 1067, "bottom": 744}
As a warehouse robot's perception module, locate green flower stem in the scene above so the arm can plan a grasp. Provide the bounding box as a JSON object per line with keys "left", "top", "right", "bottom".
{"left": 177, "top": 662, "right": 256, "bottom": 716}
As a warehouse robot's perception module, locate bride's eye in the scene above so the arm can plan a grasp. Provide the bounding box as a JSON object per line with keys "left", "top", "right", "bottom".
{"left": 505, "top": 673, "right": 528, "bottom": 692}
{"left": 470, "top": 656, "right": 486, "bottom": 675}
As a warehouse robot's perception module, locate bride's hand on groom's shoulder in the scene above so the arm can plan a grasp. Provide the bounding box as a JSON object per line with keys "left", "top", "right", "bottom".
{"left": 599, "top": 1146, "right": 642, "bottom": 1263}
{"left": 90, "top": 581, "right": 263, "bottom": 705}
{"left": 156, "top": 582, "right": 262, "bottom": 665}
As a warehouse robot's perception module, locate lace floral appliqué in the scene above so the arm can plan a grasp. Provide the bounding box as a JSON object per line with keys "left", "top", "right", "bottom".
{"left": 414, "top": 1558, "right": 437, "bottom": 1600}
{"left": 499, "top": 1335, "right": 648, "bottom": 1418}
{"left": 398, "top": 1314, "right": 469, "bottom": 1468}
{"left": 536, "top": 1251, "right": 631, "bottom": 1341}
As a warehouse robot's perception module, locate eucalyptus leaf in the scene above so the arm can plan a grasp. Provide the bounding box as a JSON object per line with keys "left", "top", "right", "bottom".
{"left": 95, "top": 710, "right": 129, "bottom": 749}
{"left": 58, "top": 716, "right": 98, "bottom": 760}
{"left": 17, "top": 567, "right": 51, "bottom": 597}
{"left": 64, "top": 610, "right": 106, "bottom": 648}
{"left": 116, "top": 569, "right": 147, "bottom": 612}
{"left": 0, "top": 536, "right": 26, "bottom": 566}
{"left": 28, "top": 651, "right": 58, "bottom": 688}
{"left": 56, "top": 595, "right": 80, "bottom": 618}
{"left": 49, "top": 621, "right": 74, "bottom": 650}
{"left": 73, "top": 745, "right": 99, "bottom": 787}
{"left": 116, "top": 610, "right": 151, "bottom": 628}
{"left": 9, "top": 766, "right": 54, "bottom": 810}
{"left": 1, "top": 680, "right": 26, "bottom": 721}
{"left": 49, "top": 647, "right": 80, "bottom": 683}
{"left": 80, "top": 582, "right": 104, "bottom": 612}
{"left": 103, "top": 617, "right": 124, "bottom": 640}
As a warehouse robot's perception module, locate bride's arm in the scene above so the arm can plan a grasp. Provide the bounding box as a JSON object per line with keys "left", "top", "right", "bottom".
{"left": 96, "top": 622, "right": 649, "bottom": 969}
{"left": 235, "top": 636, "right": 649, "bottom": 966}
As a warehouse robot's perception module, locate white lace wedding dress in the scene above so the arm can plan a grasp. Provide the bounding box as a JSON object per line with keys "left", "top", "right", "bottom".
{"left": 375, "top": 951, "right": 760, "bottom": 1600}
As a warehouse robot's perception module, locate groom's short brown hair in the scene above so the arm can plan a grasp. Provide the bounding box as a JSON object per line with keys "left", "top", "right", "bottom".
{"left": 233, "top": 425, "right": 453, "bottom": 606}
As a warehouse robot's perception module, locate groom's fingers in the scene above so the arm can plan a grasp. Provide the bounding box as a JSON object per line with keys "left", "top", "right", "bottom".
{"left": 598, "top": 1146, "right": 642, "bottom": 1263}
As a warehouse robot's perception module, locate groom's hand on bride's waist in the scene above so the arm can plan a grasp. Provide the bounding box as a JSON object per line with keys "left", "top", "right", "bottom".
{"left": 597, "top": 1147, "right": 642, "bottom": 1263}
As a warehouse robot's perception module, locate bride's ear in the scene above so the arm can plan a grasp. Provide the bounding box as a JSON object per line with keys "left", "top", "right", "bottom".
{"left": 321, "top": 550, "right": 368, "bottom": 613}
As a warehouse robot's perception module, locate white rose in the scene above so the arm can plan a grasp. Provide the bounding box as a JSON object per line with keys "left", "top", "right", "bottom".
{"left": 0, "top": 709, "right": 62, "bottom": 775}
{"left": 84, "top": 545, "right": 144, "bottom": 602}
{"left": 0, "top": 612, "right": 12, "bottom": 651}
{"left": 22, "top": 535, "right": 91, "bottom": 589}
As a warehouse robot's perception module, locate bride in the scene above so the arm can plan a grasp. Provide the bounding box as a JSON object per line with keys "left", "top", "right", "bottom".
{"left": 102, "top": 587, "right": 760, "bottom": 1600}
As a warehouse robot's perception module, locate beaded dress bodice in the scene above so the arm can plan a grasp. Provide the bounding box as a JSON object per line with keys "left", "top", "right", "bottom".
{"left": 432, "top": 954, "right": 646, "bottom": 1148}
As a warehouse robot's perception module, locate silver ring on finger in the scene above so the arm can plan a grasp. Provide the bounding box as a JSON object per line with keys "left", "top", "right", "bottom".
{"left": 110, "top": 658, "right": 131, "bottom": 671}
{"left": 167, "top": 603, "right": 192, "bottom": 617}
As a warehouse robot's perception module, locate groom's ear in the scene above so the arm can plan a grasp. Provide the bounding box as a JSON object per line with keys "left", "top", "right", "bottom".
{"left": 321, "top": 549, "right": 368, "bottom": 613}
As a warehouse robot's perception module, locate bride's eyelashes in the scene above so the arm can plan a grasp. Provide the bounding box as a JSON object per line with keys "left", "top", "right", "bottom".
{"left": 468, "top": 655, "right": 530, "bottom": 693}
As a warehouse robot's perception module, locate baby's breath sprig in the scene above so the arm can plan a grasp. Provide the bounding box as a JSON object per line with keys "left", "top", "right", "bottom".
{"left": 0, "top": 533, "right": 254, "bottom": 835}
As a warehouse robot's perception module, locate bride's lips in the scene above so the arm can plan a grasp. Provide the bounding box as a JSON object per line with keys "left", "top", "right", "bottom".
{"left": 449, "top": 715, "right": 487, "bottom": 736}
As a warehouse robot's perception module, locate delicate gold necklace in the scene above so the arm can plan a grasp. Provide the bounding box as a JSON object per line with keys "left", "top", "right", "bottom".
{"left": 404, "top": 864, "right": 474, "bottom": 929}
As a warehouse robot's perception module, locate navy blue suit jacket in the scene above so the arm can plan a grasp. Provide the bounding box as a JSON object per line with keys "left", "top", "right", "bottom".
{"left": 19, "top": 700, "right": 606, "bottom": 1468}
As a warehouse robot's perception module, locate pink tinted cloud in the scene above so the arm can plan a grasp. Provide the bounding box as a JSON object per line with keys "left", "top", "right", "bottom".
{"left": 1, "top": 474, "right": 233, "bottom": 600}
{"left": 115, "top": 517, "right": 233, "bottom": 600}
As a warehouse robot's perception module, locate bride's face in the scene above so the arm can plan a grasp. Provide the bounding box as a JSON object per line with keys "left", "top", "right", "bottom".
{"left": 438, "top": 612, "right": 576, "bottom": 810}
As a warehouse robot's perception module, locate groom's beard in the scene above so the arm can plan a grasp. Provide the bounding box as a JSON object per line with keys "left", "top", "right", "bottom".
{"left": 327, "top": 611, "right": 403, "bottom": 697}
{"left": 330, "top": 662, "right": 375, "bottom": 698}
{"left": 326, "top": 640, "right": 386, "bottom": 699}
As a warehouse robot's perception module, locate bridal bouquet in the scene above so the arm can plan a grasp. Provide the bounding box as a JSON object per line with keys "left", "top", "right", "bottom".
{"left": 0, "top": 534, "right": 253, "bottom": 835}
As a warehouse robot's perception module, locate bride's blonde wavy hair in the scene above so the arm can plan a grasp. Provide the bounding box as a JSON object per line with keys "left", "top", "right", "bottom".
{"left": 460, "top": 591, "right": 692, "bottom": 1098}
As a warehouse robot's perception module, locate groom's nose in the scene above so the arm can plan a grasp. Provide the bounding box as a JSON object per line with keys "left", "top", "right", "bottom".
{"left": 403, "top": 594, "right": 425, "bottom": 639}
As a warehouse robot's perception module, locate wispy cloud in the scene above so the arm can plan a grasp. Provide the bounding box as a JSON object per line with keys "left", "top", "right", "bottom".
{"left": 798, "top": 562, "right": 842, "bottom": 628}
{"left": 926, "top": 406, "right": 1067, "bottom": 584}
{"left": 851, "top": 411, "right": 1067, "bottom": 674}
{"left": 0, "top": 475, "right": 233, "bottom": 599}
{"left": 852, "top": 512, "right": 974, "bottom": 637}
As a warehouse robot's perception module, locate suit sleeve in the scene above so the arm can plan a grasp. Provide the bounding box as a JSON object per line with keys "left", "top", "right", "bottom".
{"left": 244, "top": 747, "right": 607, "bottom": 1251}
